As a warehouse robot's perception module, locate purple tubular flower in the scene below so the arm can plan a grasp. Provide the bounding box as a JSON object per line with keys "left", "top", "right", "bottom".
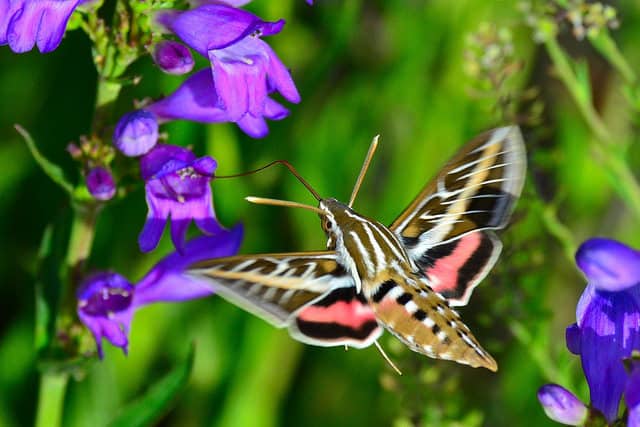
{"left": 568, "top": 238, "right": 640, "bottom": 423}
{"left": 152, "top": 40, "right": 194, "bottom": 75}
{"left": 113, "top": 110, "right": 159, "bottom": 157}
{"left": 86, "top": 167, "right": 116, "bottom": 201}
{"left": 77, "top": 272, "right": 134, "bottom": 358}
{"left": 1, "top": 0, "right": 84, "bottom": 53}
{"left": 155, "top": 4, "right": 300, "bottom": 138}
{"left": 77, "top": 227, "right": 243, "bottom": 357}
{"left": 139, "top": 144, "right": 222, "bottom": 253}
{"left": 537, "top": 384, "right": 588, "bottom": 426}
{"left": 146, "top": 68, "right": 289, "bottom": 138}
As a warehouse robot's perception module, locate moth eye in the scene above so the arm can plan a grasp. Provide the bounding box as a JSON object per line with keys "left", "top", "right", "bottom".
{"left": 326, "top": 220, "right": 333, "bottom": 230}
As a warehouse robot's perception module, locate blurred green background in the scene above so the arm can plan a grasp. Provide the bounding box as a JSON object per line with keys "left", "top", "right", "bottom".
{"left": 1, "top": 0, "right": 640, "bottom": 426}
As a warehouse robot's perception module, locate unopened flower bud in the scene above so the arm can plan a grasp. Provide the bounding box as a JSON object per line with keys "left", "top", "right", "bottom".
{"left": 537, "top": 384, "right": 588, "bottom": 426}
{"left": 152, "top": 40, "right": 195, "bottom": 75}
{"left": 113, "top": 110, "right": 158, "bottom": 157}
{"left": 86, "top": 167, "right": 116, "bottom": 201}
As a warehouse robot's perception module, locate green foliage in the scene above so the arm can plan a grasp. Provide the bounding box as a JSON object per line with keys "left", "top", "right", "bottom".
{"left": 107, "top": 345, "right": 195, "bottom": 427}
{"left": 2, "top": 0, "right": 640, "bottom": 426}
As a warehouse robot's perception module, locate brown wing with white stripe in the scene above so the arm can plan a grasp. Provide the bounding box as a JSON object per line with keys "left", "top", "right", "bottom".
{"left": 390, "top": 126, "right": 526, "bottom": 306}
{"left": 367, "top": 273, "right": 497, "bottom": 371}
{"left": 188, "top": 252, "right": 382, "bottom": 348}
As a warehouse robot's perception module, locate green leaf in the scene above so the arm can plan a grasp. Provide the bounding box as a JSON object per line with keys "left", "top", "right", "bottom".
{"left": 15, "top": 125, "right": 74, "bottom": 196}
{"left": 107, "top": 345, "right": 195, "bottom": 427}
{"left": 34, "top": 214, "right": 71, "bottom": 355}
{"left": 34, "top": 227, "right": 54, "bottom": 352}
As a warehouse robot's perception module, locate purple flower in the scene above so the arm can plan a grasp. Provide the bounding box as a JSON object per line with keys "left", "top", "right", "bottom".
{"left": 539, "top": 238, "right": 640, "bottom": 425}
{"left": 154, "top": 3, "right": 300, "bottom": 138}
{"left": 1, "top": 0, "right": 85, "bottom": 53}
{"left": 567, "top": 238, "right": 640, "bottom": 422}
{"left": 146, "top": 69, "right": 289, "bottom": 138}
{"left": 77, "top": 227, "right": 243, "bottom": 357}
{"left": 86, "top": 167, "right": 116, "bottom": 201}
{"left": 152, "top": 40, "right": 194, "bottom": 75}
{"left": 139, "top": 144, "right": 223, "bottom": 253}
{"left": 113, "top": 110, "right": 159, "bottom": 157}
{"left": 537, "top": 384, "right": 588, "bottom": 426}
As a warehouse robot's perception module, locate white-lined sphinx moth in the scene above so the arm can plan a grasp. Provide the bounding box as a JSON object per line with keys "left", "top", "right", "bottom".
{"left": 189, "top": 126, "right": 526, "bottom": 371}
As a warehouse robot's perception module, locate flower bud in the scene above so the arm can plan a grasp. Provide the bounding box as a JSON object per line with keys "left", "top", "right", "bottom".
{"left": 537, "top": 384, "right": 588, "bottom": 426}
{"left": 152, "top": 40, "right": 194, "bottom": 75}
{"left": 113, "top": 110, "right": 159, "bottom": 157}
{"left": 86, "top": 167, "right": 116, "bottom": 201}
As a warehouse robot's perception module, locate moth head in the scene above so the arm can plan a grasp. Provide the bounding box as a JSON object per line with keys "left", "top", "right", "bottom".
{"left": 319, "top": 199, "right": 341, "bottom": 250}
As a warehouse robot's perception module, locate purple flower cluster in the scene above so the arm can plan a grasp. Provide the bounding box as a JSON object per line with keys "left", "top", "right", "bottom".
{"left": 538, "top": 238, "right": 640, "bottom": 426}
{"left": 1, "top": 1, "right": 308, "bottom": 359}
{"left": 112, "top": 2, "right": 300, "bottom": 152}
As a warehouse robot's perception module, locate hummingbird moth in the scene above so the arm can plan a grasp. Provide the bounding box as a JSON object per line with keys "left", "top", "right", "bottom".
{"left": 189, "top": 126, "right": 526, "bottom": 372}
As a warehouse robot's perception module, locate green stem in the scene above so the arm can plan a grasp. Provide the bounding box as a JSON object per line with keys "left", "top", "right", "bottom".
{"left": 35, "top": 372, "right": 68, "bottom": 427}
{"left": 64, "top": 204, "right": 99, "bottom": 310}
{"left": 543, "top": 37, "right": 611, "bottom": 142}
{"left": 34, "top": 205, "right": 98, "bottom": 426}
{"left": 92, "top": 79, "right": 122, "bottom": 136}
{"left": 594, "top": 143, "right": 640, "bottom": 219}
{"left": 65, "top": 204, "right": 98, "bottom": 268}
{"left": 540, "top": 203, "right": 577, "bottom": 263}
{"left": 588, "top": 29, "right": 637, "bottom": 85}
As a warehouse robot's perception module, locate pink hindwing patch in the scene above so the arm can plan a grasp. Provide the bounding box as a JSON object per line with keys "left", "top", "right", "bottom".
{"left": 293, "top": 287, "right": 381, "bottom": 348}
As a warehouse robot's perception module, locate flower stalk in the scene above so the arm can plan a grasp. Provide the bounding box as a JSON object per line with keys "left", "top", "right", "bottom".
{"left": 35, "top": 372, "right": 68, "bottom": 427}
{"left": 542, "top": 32, "right": 640, "bottom": 220}
{"left": 92, "top": 79, "right": 122, "bottom": 135}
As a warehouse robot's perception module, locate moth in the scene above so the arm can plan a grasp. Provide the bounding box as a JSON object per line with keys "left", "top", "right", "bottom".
{"left": 189, "top": 126, "right": 526, "bottom": 372}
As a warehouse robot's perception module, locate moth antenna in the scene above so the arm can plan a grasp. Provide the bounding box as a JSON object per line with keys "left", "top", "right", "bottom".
{"left": 348, "top": 135, "right": 380, "bottom": 208}
{"left": 374, "top": 340, "right": 403, "bottom": 376}
{"left": 217, "top": 160, "right": 322, "bottom": 201}
{"left": 245, "top": 196, "right": 325, "bottom": 215}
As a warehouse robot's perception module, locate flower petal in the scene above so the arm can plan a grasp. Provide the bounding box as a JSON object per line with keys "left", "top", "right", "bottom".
{"left": 156, "top": 4, "right": 261, "bottom": 56}
{"left": 147, "top": 69, "right": 229, "bottom": 124}
{"left": 134, "top": 225, "right": 243, "bottom": 305}
{"left": 627, "top": 362, "right": 640, "bottom": 427}
{"left": 537, "top": 384, "right": 588, "bottom": 426}
{"left": 576, "top": 238, "right": 640, "bottom": 292}
{"left": 236, "top": 113, "right": 268, "bottom": 138}
{"left": 140, "top": 144, "right": 196, "bottom": 181}
{"left": 264, "top": 97, "right": 289, "bottom": 120}
{"left": 209, "top": 53, "right": 250, "bottom": 120}
{"left": 138, "top": 216, "right": 166, "bottom": 253}
{"left": 6, "top": 0, "right": 82, "bottom": 53}
{"left": 170, "top": 217, "right": 191, "bottom": 254}
{"left": 260, "top": 41, "right": 301, "bottom": 103}
{"left": 565, "top": 323, "right": 580, "bottom": 355}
